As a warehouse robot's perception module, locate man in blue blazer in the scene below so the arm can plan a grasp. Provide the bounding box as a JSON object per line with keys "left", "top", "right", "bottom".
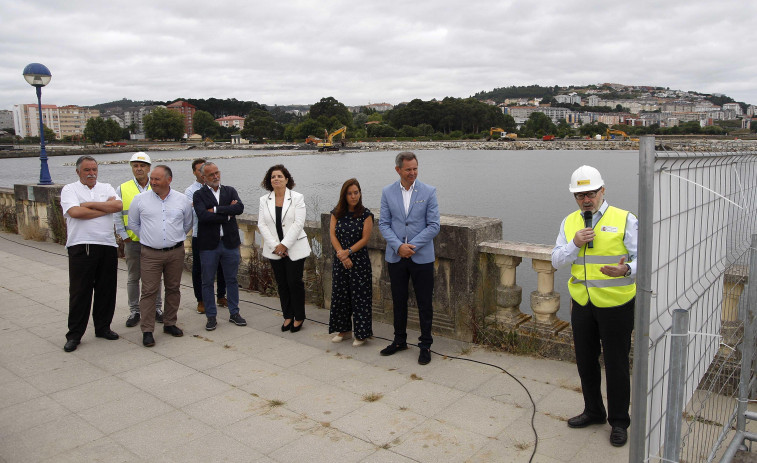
{"left": 379, "top": 152, "right": 440, "bottom": 365}
{"left": 193, "top": 162, "right": 246, "bottom": 331}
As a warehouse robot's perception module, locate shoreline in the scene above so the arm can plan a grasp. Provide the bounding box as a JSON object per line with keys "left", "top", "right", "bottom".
{"left": 3, "top": 137, "right": 756, "bottom": 159}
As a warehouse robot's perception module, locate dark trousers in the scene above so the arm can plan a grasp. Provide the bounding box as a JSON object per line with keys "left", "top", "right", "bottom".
{"left": 388, "top": 259, "right": 434, "bottom": 349}
{"left": 66, "top": 244, "right": 118, "bottom": 341}
{"left": 270, "top": 257, "right": 306, "bottom": 321}
{"left": 571, "top": 297, "right": 635, "bottom": 429}
{"left": 200, "top": 243, "right": 240, "bottom": 317}
{"left": 192, "top": 237, "right": 225, "bottom": 302}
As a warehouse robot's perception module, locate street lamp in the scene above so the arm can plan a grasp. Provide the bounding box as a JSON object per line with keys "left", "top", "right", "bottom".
{"left": 22, "top": 63, "right": 53, "bottom": 185}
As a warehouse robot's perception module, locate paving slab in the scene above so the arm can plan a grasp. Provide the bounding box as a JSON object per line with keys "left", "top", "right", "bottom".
{"left": 0, "top": 232, "right": 638, "bottom": 463}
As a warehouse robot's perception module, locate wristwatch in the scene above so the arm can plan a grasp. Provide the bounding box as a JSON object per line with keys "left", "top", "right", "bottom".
{"left": 347, "top": 248, "right": 353, "bottom": 255}
{"left": 624, "top": 264, "right": 632, "bottom": 277}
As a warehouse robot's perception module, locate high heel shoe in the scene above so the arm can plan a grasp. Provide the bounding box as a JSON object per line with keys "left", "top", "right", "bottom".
{"left": 281, "top": 320, "right": 292, "bottom": 332}
{"left": 290, "top": 320, "right": 304, "bottom": 333}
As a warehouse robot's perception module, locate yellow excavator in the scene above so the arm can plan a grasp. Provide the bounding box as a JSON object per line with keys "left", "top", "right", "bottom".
{"left": 317, "top": 126, "right": 347, "bottom": 151}
{"left": 486, "top": 127, "right": 517, "bottom": 141}
{"left": 603, "top": 129, "right": 639, "bottom": 142}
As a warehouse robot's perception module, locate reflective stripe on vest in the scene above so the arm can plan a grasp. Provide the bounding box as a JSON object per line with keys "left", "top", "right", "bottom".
{"left": 120, "top": 180, "right": 149, "bottom": 242}
{"left": 564, "top": 206, "right": 636, "bottom": 307}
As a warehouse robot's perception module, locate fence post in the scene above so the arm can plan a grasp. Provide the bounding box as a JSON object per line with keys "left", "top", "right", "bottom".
{"left": 662, "top": 309, "right": 689, "bottom": 462}
{"left": 737, "top": 234, "right": 757, "bottom": 434}
{"left": 630, "top": 135, "right": 656, "bottom": 463}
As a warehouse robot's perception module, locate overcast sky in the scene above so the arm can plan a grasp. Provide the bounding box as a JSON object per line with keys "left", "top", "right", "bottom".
{"left": 1, "top": 0, "right": 755, "bottom": 111}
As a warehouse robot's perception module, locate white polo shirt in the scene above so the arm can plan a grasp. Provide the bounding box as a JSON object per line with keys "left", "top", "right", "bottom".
{"left": 60, "top": 181, "right": 120, "bottom": 248}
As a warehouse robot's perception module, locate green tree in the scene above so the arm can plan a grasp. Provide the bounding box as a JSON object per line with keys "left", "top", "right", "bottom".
{"left": 556, "top": 119, "right": 573, "bottom": 138}
{"left": 193, "top": 110, "right": 220, "bottom": 139}
{"left": 143, "top": 108, "right": 185, "bottom": 141}
{"left": 520, "top": 112, "right": 557, "bottom": 138}
{"left": 578, "top": 122, "right": 608, "bottom": 138}
{"left": 309, "top": 97, "right": 353, "bottom": 128}
{"left": 241, "top": 108, "right": 283, "bottom": 141}
{"left": 105, "top": 119, "right": 123, "bottom": 141}
{"left": 83, "top": 117, "right": 109, "bottom": 144}
{"left": 42, "top": 124, "right": 57, "bottom": 142}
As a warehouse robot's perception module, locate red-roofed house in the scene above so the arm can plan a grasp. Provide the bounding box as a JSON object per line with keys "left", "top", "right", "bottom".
{"left": 215, "top": 115, "right": 245, "bottom": 130}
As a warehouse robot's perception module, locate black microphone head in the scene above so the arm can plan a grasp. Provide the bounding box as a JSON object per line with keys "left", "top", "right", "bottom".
{"left": 582, "top": 211, "right": 592, "bottom": 220}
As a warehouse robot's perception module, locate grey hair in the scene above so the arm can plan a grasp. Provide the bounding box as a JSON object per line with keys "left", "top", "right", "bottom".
{"left": 75, "top": 155, "right": 97, "bottom": 169}
{"left": 395, "top": 151, "right": 417, "bottom": 168}
{"left": 200, "top": 161, "right": 217, "bottom": 174}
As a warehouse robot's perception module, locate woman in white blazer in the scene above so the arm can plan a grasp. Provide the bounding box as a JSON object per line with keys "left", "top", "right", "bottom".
{"left": 258, "top": 164, "right": 312, "bottom": 332}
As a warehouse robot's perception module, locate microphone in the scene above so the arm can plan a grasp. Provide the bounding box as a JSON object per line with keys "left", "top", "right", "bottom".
{"left": 582, "top": 211, "right": 594, "bottom": 249}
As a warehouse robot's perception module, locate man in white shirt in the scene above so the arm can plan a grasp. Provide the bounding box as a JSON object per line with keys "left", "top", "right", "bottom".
{"left": 129, "top": 165, "right": 193, "bottom": 347}
{"left": 60, "top": 156, "right": 123, "bottom": 353}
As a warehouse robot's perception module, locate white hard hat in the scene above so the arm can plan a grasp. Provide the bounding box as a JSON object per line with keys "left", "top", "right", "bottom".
{"left": 569, "top": 165, "right": 604, "bottom": 193}
{"left": 129, "top": 152, "right": 151, "bottom": 165}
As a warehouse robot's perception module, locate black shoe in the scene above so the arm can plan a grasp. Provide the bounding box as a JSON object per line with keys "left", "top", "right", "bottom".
{"left": 156, "top": 311, "right": 164, "bottom": 324}
{"left": 290, "top": 320, "right": 304, "bottom": 333}
{"left": 206, "top": 316, "right": 217, "bottom": 331}
{"left": 163, "top": 325, "right": 183, "bottom": 337}
{"left": 229, "top": 313, "right": 247, "bottom": 326}
{"left": 418, "top": 348, "right": 431, "bottom": 365}
{"left": 610, "top": 426, "right": 628, "bottom": 447}
{"left": 63, "top": 339, "right": 80, "bottom": 352}
{"left": 143, "top": 332, "right": 155, "bottom": 347}
{"left": 567, "top": 412, "right": 607, "bottom": 428}
{"left": 96, "top": 330, "right": 119, "bottom": 340}
{"left": 281, "top": 320, "right": 292, "bottom": 332}
{"left": 125, "top": 312, "right": 140, "bottom": 327}
{"left": 380, "top": 343, "right": 408, "bottom": 356}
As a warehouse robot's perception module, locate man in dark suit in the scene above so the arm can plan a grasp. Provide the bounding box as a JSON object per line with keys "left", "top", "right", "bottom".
{"left": 193, "top": 162, "right": 246, "bottom": 331}
{"left": 378, "top": 152, "right": 440, "bottom": 365}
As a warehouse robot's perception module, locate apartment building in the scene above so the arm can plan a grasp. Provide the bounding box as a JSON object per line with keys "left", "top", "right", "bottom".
{"left": 0, "top": 110, "right": 13, "bottom": 131}
{"left": 58, "top": 105, "right": 100, "bottom": 139}
{"left": 166, "top": 100, "right": 197, "bottom": 136}
{"left": 13, "top": 104, "right": 60, "bottom": 139}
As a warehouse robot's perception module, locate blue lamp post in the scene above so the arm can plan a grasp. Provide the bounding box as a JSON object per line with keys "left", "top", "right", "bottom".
{"left": 22, "top": 63, "right": 53, "bottom": 185}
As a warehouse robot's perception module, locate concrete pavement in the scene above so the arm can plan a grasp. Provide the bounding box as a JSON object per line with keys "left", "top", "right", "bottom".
{"left": 0, "top": 231, "right": 629, "bottom": 462}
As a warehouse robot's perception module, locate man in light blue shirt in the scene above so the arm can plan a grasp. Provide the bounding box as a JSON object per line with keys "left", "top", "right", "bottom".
{"left": 129, "top": 165, "right": 193, "bottom": 347}
{"left": 184, "top": 158, "right": 226, "bottom": 314}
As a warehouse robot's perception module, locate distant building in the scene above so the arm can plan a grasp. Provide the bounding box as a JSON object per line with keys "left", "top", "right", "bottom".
{"left": 555, "top": 93, "right": 581, "bottom": 105}
{"left": 722, "top": 103, "right": 743, "bottom": 116}
{"left": 123, "top": 105, "right": 162, "bottom": 138}
{"left": 506, "top": 106, "right": 573, "bottom": 124}
{"left": 58, "top": 105, "right": 100, "bottom": 139}
{"left": 365, "top": 102, "right": 394, "bottom": 112}
{"left": 215, "top": 115, "right": 245, "bottom": 130}
{"left": 13, "top": 104, "right": 61, "bottom": 139}
{"left": 587, "top": 95, "right": 600, "bottom": 107}
{"left": 166, "top": 100, "right": 197, "bottom": 136}
{"left": 0, "top": 110, "right": 13, "bottom": 131}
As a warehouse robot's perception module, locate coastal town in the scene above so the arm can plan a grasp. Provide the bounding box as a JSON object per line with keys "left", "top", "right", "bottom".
{"left": 2, "top": 83, "right": 756, "bottom": 148}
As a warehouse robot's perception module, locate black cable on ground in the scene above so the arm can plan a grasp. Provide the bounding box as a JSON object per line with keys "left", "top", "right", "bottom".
{"left": 0, "top": 233, "right": 539, "bottom": 462}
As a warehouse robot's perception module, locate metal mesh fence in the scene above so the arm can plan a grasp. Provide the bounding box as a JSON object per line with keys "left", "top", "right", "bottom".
{"left": 630, "top": 137, "right": 757, "bottom": 463}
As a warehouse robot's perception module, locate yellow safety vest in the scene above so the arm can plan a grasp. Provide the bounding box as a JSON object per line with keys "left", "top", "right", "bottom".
{"left": 120, "top": 180, "right": 150, "bottom": 242}
{"left": 564, "top": 206, "right": 637, "bottom": 307}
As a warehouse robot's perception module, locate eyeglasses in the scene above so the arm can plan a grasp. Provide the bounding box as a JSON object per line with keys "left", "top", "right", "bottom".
{"left": 574, "top": 189, "right": 601, "bottom": 200}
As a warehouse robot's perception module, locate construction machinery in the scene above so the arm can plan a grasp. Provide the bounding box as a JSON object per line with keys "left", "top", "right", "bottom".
{"left": 304, "top": 135, "right": 322, "bottom": 145}
{"left": 486, "top": 127, "right": 517, "bottom": 141}
{"left": 603, "top": 129, "right": 639, "bottom": 142}
{"left": 317, "top": 126, "right": 347, "bottom": 151}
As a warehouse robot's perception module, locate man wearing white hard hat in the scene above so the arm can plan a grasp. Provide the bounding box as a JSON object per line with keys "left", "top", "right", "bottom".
{"left": 114, "top": 152, "right": 163, "bottom": 327}
{"left": 551, "top": 165, "right": 638, "bottom": 447}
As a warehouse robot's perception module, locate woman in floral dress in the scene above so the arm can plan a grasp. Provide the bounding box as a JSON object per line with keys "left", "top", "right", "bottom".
{"left": 328, "top": 178, "right": 373, "bottom": 346}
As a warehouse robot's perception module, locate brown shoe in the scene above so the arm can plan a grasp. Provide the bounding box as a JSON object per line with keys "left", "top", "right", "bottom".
{"left": 217, "top": 297, "right": 228, "bottom": 307}
{"left": 196, "top": 301, "right": 205, "bottom": 314}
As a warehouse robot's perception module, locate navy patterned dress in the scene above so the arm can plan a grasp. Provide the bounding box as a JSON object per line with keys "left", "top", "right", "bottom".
{"left": 328, "top": 208, "right": 373, "bottom": 340}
